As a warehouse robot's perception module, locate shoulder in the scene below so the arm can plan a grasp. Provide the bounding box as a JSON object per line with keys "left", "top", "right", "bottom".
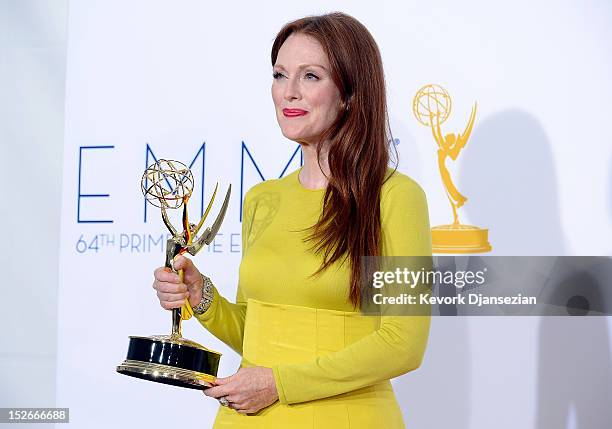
{"left": 379, "top": 168, "right": 430, "bottom": 228}
{"left": 381, "top": 168, "right": 428, "bottom": 206}
{"left": 244, "top": 180, "right": 274, "bottom": 202}
{"left": 380, "top": 169, "right": 432, "bottom": 255}
{"left": 242, "top": 169, "right": 297, "bottom": 209}
{"left": 244, "top": 173, "right": 290, "bottom": 200}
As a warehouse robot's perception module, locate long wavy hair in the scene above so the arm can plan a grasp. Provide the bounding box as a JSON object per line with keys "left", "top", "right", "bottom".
{"left": 271, "top": 12, "right": 397, "bottom": 309}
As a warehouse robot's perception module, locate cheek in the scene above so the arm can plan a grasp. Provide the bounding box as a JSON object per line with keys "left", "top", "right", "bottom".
{"left": 271, "top": 84, "right": 283, "bottom": 108}
{"left": 311, "top": 87, "right": 341, "bottom": 120}
{"left": 316, "top": 98, "right": 341, "bottom": 124}
{"left": 326, "top": 100, "right": 341, "bottom": 120}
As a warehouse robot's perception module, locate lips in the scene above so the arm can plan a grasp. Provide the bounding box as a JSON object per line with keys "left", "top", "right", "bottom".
{"left": 283, "top": 108, "right": 308, "bottom": 117}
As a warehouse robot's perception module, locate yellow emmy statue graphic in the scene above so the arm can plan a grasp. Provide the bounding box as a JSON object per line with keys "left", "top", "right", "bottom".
{"left": 413, "top": 84, "right": 492, "bottom": 253}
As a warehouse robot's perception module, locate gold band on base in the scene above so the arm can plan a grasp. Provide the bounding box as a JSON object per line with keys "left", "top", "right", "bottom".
{"left": 117, "top": 360, "right": 215, "bottom": 389}
{"left": 431, "top": 224, "right": 492, "bottom": 253}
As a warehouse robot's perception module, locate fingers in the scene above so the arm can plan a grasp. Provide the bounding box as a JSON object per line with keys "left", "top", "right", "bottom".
{"left": 174, "top": 255, "right": 204, "bottom": 286}
{"left": 208, "top": 392, "right": 249, "bottom": 414}
{"left": 154, "top": 266, "right": 181, "bottom": 284}
{"left": 203, "top": 384, "right": 233, "bottom": 399}
{"left": 172, "top": 254, "right": 195, "bottom": 272}
{"left": 153, "top": 266, "right": 189, "bottom": 310}
{"left": 213, "top": 376, "right": 231, "bottom": 385}
{"left": 154, "top": 280, "right": 187, "bottom": 294}
{"left": 157, "top": 290, "right": 189, "bottom": 303}
{"left": 159, "top": 299, "right": 186, "bottom": 310}
{"left": 203, "top": 373, "right": 248, "bottom": 412}
{"left": 231, "top": 403, "right": 251, "bottom": 414}
{"left": 230, "top": 400, "right": 256, "bottom": 415}
{"left": 154, "top": 284, "right": 188, "bottom": 310}
{"left": 157, "top": 290, "right": 188, "bottom": 310}
{"left": 202, "top": 377, "right": 259, "bottom": 414}
{"left": 153, "top": 267, "right": 187, "bottom": 294}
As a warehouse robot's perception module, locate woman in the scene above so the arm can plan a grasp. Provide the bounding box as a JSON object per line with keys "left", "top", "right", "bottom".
{"left": 153, "top": 12, "right": 432, "bottom": 428}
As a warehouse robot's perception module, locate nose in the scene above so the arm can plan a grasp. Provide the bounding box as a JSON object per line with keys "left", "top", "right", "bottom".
{"left": 283, "top": 76, "right": 301, "bottom": 101}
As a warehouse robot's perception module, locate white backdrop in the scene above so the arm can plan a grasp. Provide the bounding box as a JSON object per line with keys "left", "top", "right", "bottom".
{"left": 57, "top": 1, "right": 612, "bottom": 428}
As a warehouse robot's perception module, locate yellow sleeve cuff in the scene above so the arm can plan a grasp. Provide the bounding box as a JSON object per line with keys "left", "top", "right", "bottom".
{"left": 272, "top": 365, "right": 288, "bottom": 405}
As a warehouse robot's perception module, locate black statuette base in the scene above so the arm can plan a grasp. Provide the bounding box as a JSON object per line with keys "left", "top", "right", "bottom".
{"left": 117, "top": 335, "right": 221, "bottom": 390}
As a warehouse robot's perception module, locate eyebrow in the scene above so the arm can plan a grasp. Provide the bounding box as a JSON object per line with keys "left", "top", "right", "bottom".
{"left": 274, "top": 63, "right": 328, "bottom": 72}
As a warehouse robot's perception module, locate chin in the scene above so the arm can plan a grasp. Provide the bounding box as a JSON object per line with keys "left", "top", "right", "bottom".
{"left": 280, "top": 128, "right": 308, "bottom": 142}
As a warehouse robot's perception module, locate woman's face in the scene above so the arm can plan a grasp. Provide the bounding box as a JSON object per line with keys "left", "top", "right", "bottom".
{"left": 271, "top": 33, "right": 342, "bottom": 145}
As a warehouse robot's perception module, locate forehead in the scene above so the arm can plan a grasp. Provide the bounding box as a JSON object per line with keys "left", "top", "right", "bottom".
{"left": 275, "top": 33, "right": 329, "bottom": 68}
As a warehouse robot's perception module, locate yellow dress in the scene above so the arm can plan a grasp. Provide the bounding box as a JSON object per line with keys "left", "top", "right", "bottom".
{"left": 196, "top": 167, "right": 432, "bottom": 428}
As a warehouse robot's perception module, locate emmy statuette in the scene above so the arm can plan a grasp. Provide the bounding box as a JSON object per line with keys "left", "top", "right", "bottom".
{"left": 413, "top": 84, "right": 492, "bottom": 253}
{"left": 117, "top": 159, "right": 231, "bottom": 389}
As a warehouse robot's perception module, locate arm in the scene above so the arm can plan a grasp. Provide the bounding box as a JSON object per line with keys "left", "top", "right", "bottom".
{"left": 194, "top": 189, "right": 255, "bottom": 355}
{"left": 272, "top": 176, "right": 433, "bottom": 404}
{"left": 194, "top": 280, "right": 247, "bottom": 355}
{"left": 430, "top": 113, "right": 446, "bottom": 152}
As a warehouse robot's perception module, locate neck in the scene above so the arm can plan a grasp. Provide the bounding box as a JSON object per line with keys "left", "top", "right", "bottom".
{"left": 299, "top": 142, "right": 330, "bottom": 190}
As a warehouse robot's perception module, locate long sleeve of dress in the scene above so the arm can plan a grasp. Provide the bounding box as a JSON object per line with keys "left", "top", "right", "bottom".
{"left": 271, "top": 177, "right": 433, "bottom": 405}
{"left": 193, "top": 191, "right": 253, "bottom": 355}
{"left": 194, "top": 283, "right": 247, "bottom": 355}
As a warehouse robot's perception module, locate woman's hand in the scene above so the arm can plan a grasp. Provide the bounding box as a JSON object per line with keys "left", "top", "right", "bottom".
{"left": 152, "top": 255, "right": 203, "bottom": 309}
{"left": 204, "top": 367, "right": 279, "bottom": 414}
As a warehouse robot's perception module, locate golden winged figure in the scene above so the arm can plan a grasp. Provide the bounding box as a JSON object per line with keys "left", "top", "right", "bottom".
{"left": 430, "top": 103, "right": 477, "bottom": 225}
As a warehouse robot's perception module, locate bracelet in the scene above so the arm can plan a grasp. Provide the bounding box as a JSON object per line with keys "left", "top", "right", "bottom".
{"left": 192, "top": 274, "right": 215, "bottom": 316}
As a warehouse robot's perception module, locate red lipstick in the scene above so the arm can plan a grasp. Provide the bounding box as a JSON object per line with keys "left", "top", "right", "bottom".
{"left": 283, "top": 108, "right": 308, "bottom": 117}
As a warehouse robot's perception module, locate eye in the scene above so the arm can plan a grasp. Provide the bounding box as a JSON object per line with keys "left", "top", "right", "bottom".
{"left": 272, "top": 71, "right": 285, "bottom": 79}
{"left": 304, "top": 72, "right": 319, "bottom": 80}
